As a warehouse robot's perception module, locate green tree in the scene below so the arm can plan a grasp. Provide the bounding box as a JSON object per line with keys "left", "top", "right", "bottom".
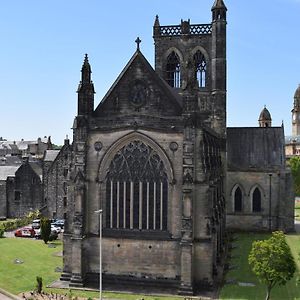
{"left": 40, "top": 217, "right": 51, "bottom": 244}
{"left": 248, "top": 231, "right": 296, "bottom": 300}
{"left": 288, "top": 156, "right": 300, "bottom": 195}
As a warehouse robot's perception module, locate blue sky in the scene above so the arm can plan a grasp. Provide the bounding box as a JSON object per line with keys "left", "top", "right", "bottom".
{"left": 0, "top": 0, "right": 299, "bottom": 144}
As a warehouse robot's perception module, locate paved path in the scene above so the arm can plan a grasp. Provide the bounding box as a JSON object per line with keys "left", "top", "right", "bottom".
{"left": 0, "top": 289, "right": 21, "bottom": 300}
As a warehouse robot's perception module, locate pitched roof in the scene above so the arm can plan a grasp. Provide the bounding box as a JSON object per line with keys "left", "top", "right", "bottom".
{"left": 44, "top": 150, "right": 60, "bottom": 162}
{"left": 95, "top": 49, "right": 182, "bottom": 113}
{"left": 0, "top": 166, "right": 20, "bottom": 180}
{"left": 0, "top": 156, "right": 22, "bottom": 166}
{"left": 227, "top": 127, "right": 285, "bottom": 171}
{"left": 29, "top": 162, "right": 43, "bottom": 180}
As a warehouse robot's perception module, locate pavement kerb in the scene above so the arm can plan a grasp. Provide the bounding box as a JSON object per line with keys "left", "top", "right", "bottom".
{"left": 0, "top": 288, "right": 22, "bottom": 300}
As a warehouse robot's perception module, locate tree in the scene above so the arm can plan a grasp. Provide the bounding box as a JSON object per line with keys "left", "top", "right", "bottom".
{"left": 288, "top": 156, "right": 300, "bottom": 196}
{"left": 40, "top": 217, "right": 51, "bottom": 244}
{"left": 248, "top": 231, "right": 296, "bottom": 300}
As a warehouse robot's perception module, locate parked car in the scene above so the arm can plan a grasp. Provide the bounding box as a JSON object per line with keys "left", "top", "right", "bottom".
{"left": 52, "top": 219, "right": 65, "bottom": 229}
{"left": 51, "top": 224, "right": 61, "bottom": 234}
{"left": 14, "top": 227, "right": 35, "bottom": 238}
{"left": 32, "top": 219, "right": 40, "bottom": 230}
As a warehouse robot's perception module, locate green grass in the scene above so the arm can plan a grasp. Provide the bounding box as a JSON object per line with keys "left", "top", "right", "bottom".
{"left": 219, "top": 232, "right": 300, "bottom": 300}
{"left": 0, "top": 237, "right": 182, "bottom": 299}
{"left": 47, "top": 288, "right": 182, "bottom": 300}
{"left": 0, "top": 238, "right": 62, "bottom": 295}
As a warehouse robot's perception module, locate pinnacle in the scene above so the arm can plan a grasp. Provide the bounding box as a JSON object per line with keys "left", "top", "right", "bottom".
{"left": 154, "top": 15, "right": 160, "bottom": 27}
{"left": 212, "top": 0, "right": 227, "bottom": 10}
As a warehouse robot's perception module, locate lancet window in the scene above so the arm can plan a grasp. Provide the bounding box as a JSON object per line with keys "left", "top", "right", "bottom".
{"left": 194, "top": 50, "right": 206, "bottom": 88}
{"left": 252, "top": 188, "right": 262, "bottom": 212}
{"left": 166, "top": 51, "right": 181, "bottom": 88}
{"left": 234, "top": 186, "right": 242, "bottom": 212}
{"left": 105, "top": 141, "right": 168, "bottom": 231}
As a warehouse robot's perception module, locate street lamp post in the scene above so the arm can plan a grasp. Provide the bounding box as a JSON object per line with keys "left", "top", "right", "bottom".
{"left": 95, "top": 209, "right": 103, "bottom": 300}
{"left": 269, "top": 174, "right": 272, "bottom": 232}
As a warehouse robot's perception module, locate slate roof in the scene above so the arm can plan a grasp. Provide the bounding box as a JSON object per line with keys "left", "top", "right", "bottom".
{"left": 44, "top": 150, "right": 60, "bottom": 162}
{"left": 95, "top": 49, "right": 182, "bottom": 113}
{"left": 227, "top": 127, "right": 285, "bottom": 171}
{"left": 29, "top": 162, "right": 43, "bottom": 180}
{"left": 0, "top": 166, "right": 20, "bottom": 181}
{"left": 0, "top": 156, "right": 22, "bottom": 166}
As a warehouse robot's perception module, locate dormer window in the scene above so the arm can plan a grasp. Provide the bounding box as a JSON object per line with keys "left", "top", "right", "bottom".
{"left": 166, "top": 52, "right": 181, "bottom": 88}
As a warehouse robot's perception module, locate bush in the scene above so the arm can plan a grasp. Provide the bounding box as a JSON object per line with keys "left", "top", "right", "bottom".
{"left": 35, "top": 276, "right": 43, "bottom": 293}
{"left": 40, "top": 217, "right": 51, "bottom": 244}
{"left": 0, "top": 210, "right": 40, "bottom": 232}
{"left": 0, "top": 224, "right": 4, "bottom": 238}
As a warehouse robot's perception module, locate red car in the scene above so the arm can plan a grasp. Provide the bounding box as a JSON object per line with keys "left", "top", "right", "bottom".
{"left": 14, "top": 227, "right": 35, "bottom": 238}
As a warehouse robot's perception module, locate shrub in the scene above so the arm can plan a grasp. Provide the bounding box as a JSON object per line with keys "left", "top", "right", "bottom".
{"left": 36, "top": 276, "right": 43, "bottom": 294}
{"left": 0, "top": 224, "right": 4, "bottom": 238}
{"left": 40, "top": 217, "right": 51, "bottom": 244}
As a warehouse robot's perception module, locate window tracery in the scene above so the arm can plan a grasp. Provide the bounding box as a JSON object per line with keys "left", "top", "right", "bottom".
{"left": 194, "top": 50, "right": 206, "bottom": 88}
{"left": 166, "top": 52, "right": 181, "bottom": 88}
{"left": 106, "top": 141, "right": 168, "bottom": 231}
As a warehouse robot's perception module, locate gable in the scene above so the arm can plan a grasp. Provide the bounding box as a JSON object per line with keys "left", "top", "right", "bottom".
{"left": 94, "top": 51, "right": 182, "bottom": 117}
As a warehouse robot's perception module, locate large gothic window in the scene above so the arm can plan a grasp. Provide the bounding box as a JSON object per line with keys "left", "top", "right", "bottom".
{"left": 166, "top": 51, "right": 181, "bottom": 88}
{"left": 194, "top": 50, "right": 206, "bottom": 88}
{"left": 234, "top": 186, "right": 242, "bottom": 212}
{"left": 106, "top": 141, "right": 168, "bottom": 231}
{"left": 252, "top": 188, "right": 262, "bottom": 212}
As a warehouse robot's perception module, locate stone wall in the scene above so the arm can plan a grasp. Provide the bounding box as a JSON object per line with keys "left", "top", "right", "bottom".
{"left": 8, "top": 162, "right": 42, "bottom": 218}
{"left": 0, "top": 181, "right": 6, "bottom": 219}
{"left": 44, "top": 145, "right": 71, "bottom": 219}
{"left": 226, "top": 170, "right": 294, "bottom": 232}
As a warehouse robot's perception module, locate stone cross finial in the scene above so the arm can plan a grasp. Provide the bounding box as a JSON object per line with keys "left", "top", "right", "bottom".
{"left": 135, "top": 37, "right": 141, "bottom": 51}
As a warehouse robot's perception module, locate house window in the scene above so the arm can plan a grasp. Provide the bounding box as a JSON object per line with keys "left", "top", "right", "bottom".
{"left": 15, "top": 191, "right": 21, "bottom": 202}
{"left": 106, "top": 141, "right": 168, "bottom": 231}
{"left": 234, "top": 187, "right": 242, "bottom": 212}
{"left": 166, "top": 51, "right": 181, "bottom": 88}
{"left": 194, "top": 50, "right": 206, "bottom": 88}
{"left": 252, "top": 188, "right": 261, "bottom": 212}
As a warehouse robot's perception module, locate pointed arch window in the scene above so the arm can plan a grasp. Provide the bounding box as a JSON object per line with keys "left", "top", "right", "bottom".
{"left": 166, "top": 51, "right": 181, "bottom": 88}
{"left": 234, "top": 186, "right": 242, "bottom": 212}
{"left": 194, "top": 50, "right": 207, "bottom": 88}
{"left": 252, "top": 188, "right": 261, "bottom": 212}
{"left": 105, "top": 141, "right": 168, "bottom": 231}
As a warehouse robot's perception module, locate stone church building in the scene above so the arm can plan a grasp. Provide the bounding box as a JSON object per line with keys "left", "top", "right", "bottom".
{"left": 60, "top": 0, "right": 294, "bottom": 294}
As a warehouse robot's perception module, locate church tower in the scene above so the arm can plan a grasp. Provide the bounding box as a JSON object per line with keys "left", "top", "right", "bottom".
{"left": 153, "top": 0, "right": 227, "bottom": 136}
{"left": 292, "top": 85, "right": 300, "bottom": 136}
{"left": 258, "top": 106, "right": 272, "bottom": 127}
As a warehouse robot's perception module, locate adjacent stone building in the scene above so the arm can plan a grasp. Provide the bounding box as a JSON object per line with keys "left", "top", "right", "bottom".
{"left": 62, "top": 0, "right": 228, "bottom": 294}
{"left": 0, "top": 136, "right": 52, "bottom": 158}
{"left": 43, "top": 138, "right": 72, "bottom": 219}
{"left": 0, "top": 158, "right": 43, "bottom": 219}
{"left": 226, "top": 108, "right": 294, "bottom": 232}
{"left": 285, "top": 85, "right": 300, "bottom": 158}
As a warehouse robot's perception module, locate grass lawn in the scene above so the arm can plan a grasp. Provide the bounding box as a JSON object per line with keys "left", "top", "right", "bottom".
{"left": 219, "top": 232, "right": 300, "bottom": 300}
{"left": 295, "top": 202, "right": 300, "bottom": 221}
{"left": 0, "top": 237, "right": 182, "bottom": 299}
{"left": 0, "top": 238, "right": 62, "bottom": 295}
